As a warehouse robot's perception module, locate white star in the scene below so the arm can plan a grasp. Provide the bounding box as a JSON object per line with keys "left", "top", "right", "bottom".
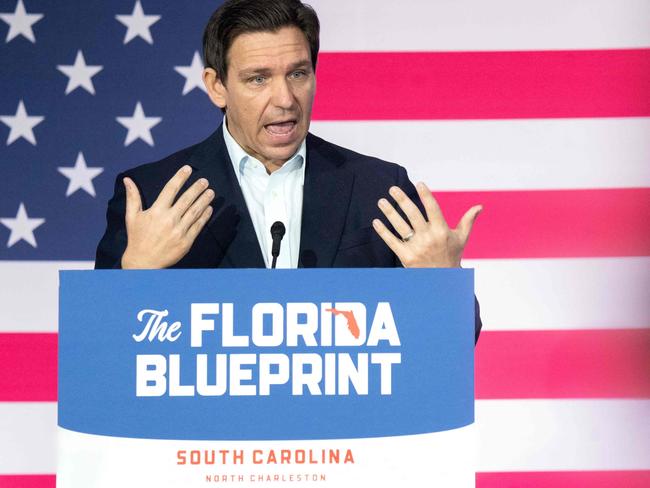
{"left": 58, "top": 152, "right": 104, "bottom": 197}
{"left": 0, "top": 100, "right": 44, "bottom": 145}
{"left": 174, "top": 51, "right": 207, "bottom": 95}
{"left": 0, "top": 203, "right": 45, "bottom": 248}
{"left": 115, "top": 0, "right": 160, "bottom": 45}
{"left": 56, "top": 50, "right": 103, "bottom": 95}
{"left": 0, "top": 0, "right": 43, "bottom": 43}
{"left": 116, "top": 101, "right": 162, "bottom": 146}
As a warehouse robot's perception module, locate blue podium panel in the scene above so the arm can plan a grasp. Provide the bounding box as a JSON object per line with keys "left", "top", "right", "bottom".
{"left": 58, "top": 268, "right": 476, "bottom": 487}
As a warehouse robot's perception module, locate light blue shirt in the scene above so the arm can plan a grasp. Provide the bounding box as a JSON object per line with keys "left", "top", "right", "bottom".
{"left": 222, "top": 120, "right": 306, "bottom": 268}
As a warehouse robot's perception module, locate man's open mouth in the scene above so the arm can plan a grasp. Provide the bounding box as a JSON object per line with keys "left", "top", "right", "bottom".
{"left": 264, "top": 120, "right": 297, "bottom": 136}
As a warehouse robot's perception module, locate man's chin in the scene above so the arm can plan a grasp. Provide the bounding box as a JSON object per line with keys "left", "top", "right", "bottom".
{"left": 261, "top": 133, "right": 306, "bottom": 159}
{"left": 264, "top": 146, "right": 301, "bottom": 165}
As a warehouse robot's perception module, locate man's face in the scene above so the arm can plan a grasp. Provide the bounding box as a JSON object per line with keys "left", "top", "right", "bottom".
{"left": 207, "top": 26, "right": 316, "bottom": 170}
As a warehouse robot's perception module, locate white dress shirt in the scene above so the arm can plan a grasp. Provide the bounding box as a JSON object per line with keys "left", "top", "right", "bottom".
{"left": 222, "top": 120, "right": 306, "bottom": 268}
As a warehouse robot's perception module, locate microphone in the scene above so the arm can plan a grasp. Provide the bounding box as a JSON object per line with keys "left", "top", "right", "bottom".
{"left": 270, "top": 221, "right": 286, "bottom": 269}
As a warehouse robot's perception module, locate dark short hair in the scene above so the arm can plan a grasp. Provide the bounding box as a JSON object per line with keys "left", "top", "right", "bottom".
{"left": 202, "top": 0, "right": 320, "bottom": 83}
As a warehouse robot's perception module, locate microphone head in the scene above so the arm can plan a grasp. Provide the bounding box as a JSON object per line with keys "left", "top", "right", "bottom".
{"left": 271, "top": 221, "right": 286, "bottom": 239}
{"left": 270, "top": 221, "right": 286, "bottom": 261}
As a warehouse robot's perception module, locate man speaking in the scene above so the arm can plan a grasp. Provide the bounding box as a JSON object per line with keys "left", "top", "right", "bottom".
{"left": 95, "top": 0, "right": 482, "bottom": 338}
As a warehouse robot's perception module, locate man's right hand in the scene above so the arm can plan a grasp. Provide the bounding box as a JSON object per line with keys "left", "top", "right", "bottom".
{"left": 121, "top": 165, "right": 215, "bottom": 269}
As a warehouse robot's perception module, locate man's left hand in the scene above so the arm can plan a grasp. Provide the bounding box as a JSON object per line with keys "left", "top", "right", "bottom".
{"left": 372, "top": 182, "right": 482, "bottom": 268}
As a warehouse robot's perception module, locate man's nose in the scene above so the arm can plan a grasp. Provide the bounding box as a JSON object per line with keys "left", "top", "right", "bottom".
{"left": 270, "top": 78, "right": 295, "bottom": 110}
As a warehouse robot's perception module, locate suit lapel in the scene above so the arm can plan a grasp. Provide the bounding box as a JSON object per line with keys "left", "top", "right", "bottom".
{"left": 187, "top": 125, "right": 265, "bottom": 268}
{"left": 299, "top": 133, "right": 354, "bottom": 268}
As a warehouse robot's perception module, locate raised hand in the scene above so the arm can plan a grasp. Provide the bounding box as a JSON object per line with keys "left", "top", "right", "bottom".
{"left": 372, "top": 182, "right": 482, "bottom": 268}
{"left": 121, "top": 165, "right": 215, "bottom": 269}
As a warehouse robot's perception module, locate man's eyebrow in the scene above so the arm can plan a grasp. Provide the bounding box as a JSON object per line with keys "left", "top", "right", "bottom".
{"left": 238, "top": 67, "right": 272, "bottom": 78}
{"left": 287, "top": 59, "right": 312, "bottom": 70}
{"left": 237, "top": 59, "right": 312, "bottom": 77}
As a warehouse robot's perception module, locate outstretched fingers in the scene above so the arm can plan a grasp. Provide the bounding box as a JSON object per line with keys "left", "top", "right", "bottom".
{"left": 416, "top": 182, "right": 447, "bottom": 228}
{"left": 186, "top": 205, "right": 214, "bottom": 242}
{"left": 123, "top": 177, "right": 142, "bottom": 223}
{"left": 388, "top": 186, "right": 428, "bottom": 231}
{"left": 180, "top": 188, "right": 215, "bottom": 232}
{"left": 155, "top": 165, "right": 193, "bottom": 208}
{"left": 456, "top": 205, "right": 483, "bottom": 246}
{"left": 173, "top": 177, "right": 210, "bottom": 219}
{"left": 372, "top": 218, "right": 404, "bottom": 257}
{"left": 377, "top": 198, "right": 413, "bottom": 239}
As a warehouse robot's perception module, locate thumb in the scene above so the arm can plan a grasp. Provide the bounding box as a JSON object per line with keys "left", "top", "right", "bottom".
{"left": 123, "top": 177, "right": 142, "bottom": 223}
{"left": 457, "top": 204, "right": 483, "bottom": 246}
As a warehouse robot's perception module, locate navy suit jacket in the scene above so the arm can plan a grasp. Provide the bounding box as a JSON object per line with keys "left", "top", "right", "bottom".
{"left": 95, "top": 125, "right": 482, "bottom": 341}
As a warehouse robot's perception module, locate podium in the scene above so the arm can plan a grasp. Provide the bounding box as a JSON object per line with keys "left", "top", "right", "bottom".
{"left": 57, "top": 268, "right": 476, "bottom": 487}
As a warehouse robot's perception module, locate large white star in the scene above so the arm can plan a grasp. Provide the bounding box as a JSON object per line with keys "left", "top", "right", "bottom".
{"left": 0, "top": 203, "right": 45, "bottom": 248}
{"left": 116, "top": 101, "right": 162, "bottom": 146}
{"left": 115, "top": 0, "right": 160, "bottom": 45}
{"left": 174, "top": 51, "right": 207, "bottom": 95}
{"left": 0, "top": 0, "right": 43, "bottom": 43}
{"left": 0, "top": 100, "right": 44, "bottom": 145}
{"left": 58, "top": 152, "right": 104, "bottom": 197}
{"left": 57, "top": 50, "right": 103, "bottom": 95}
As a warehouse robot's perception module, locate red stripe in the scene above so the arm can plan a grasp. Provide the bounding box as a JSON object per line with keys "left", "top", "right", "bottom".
{"left": 476, "top": 329, "right": 650, "bottom": 399}
{"left": 0, "top": 476, "right": 55, "bottom": 488}
{"left": 435, "top": 188, "right": 650, "bottom": 259}
{"left": 0, "top": 333, "right": 57, "bottom": 402}
{"left": 313, "top": 49, "right": 650, "bottom": 120}
{"left": 476, "top": 471, "right": 650, "bottom": 487}
{"left": 2, "top": 329, "right": 648, "bottom": 401}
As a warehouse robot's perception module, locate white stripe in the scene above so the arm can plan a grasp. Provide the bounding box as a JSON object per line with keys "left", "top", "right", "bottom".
{"left": 0, "top": 261, "right": 92, "bottom": 332}
{"left": 311, "top": 0, "right": 650, "bottom": 51}
{"left": 3, "top": 400, "right": 648, "bottom": 473}
{"left": 0, "top": 402, "right": 57, "bottom": 474}
{"left": 466, "top": 256, "right": 650, "bottom": 331}
{"left": 476, "top": 399, "right": 650, "bottom": 471}
{"left": 310, "top": 118, "right": 650, "bottom": 191}
{"left": 1, "top": 257, "right": 648, "bottom": 332}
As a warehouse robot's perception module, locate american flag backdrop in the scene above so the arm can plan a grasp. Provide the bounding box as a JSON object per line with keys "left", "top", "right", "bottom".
{"left": 1, "top": 0, "right": 649, "bottom": 486}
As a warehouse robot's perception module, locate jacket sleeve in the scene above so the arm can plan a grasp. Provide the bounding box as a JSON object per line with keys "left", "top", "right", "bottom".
{"left": 396, "top": 165, "right": 483, "bottom": 344}
{"left": 94, "top": 173, "right": 127, "bottom": 269}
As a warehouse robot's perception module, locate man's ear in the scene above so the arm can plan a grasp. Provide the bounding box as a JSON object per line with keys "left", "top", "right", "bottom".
{"left": 203, "top": 68, "right": 227, "bottom": 109}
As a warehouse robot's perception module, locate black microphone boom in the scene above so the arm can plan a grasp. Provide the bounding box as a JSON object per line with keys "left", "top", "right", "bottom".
{"left": 270, "top": 221, "right": 286, "bottom": 269}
